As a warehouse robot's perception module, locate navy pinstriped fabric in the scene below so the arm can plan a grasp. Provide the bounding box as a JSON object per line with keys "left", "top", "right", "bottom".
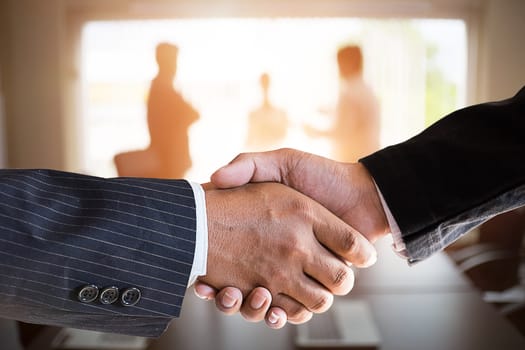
{"left": 0, "top": 169, "right": 196, "bottom": 337}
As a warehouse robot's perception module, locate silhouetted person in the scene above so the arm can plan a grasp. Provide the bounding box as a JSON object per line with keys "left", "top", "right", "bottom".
{"left": 147, "top": 43, "right": 199, "bottom": 178}
{"left": 114, "top": 43, "right": 199, "bottom": 178}
{"left": 245, "top": 73, "right": 289, "bottom": 151}
{"left": 306, "top": 45, "right": 380, "bottom": 162}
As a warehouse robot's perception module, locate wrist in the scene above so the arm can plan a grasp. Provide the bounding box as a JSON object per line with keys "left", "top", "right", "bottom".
{"left": 200, "top": 185, "right": 220, "bottom": 286}
{"left": 187, "top": 182, "right": 208, "bottom": 286}
{"left": 344, "top": 162, "right": 390, "bottom": 243}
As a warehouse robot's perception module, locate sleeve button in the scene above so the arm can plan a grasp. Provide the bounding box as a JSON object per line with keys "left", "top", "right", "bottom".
{"left": 121, "top": 287, "right": 141, "bottom": 306}
{"left": 78, "top": 284, "right": 99, "bottom": 303}
{"left": 99, "top": 286, "right": 119, "bottom": 305}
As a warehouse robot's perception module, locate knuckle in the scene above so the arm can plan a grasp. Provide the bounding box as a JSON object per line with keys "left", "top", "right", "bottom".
{"left": 285, "top": 192, "right": 313, "bottom": 221}
{"left": 309, "top": 292, "right": 334, "bottom": 313}
{"left": 338, "top": 267, "right": 355, "bottom": 294}
{"left": 285, "top": 233, "right": 301, "bottom": 250}
{"left": 280, "top": 235, "right": 308, "bottom": 262}
{"left": 331, "top": 267, "right": 353, "bottom": 294}
{"left": 265, "top": 266, "right": 292, "bottom": 293}
{"left": 291, "top": 240, "right": 309, "bottom": 260}
{"left": 287, "top": 305, "right": 312, "bottom": 324}
{"left": 340, "top": 232, "right": 358, "bottom": 257}
{"left": 289, "top": 196, "right": 309, "bottom": 215}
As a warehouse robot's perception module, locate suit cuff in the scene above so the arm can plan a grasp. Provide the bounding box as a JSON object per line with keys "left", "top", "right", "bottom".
{"left": 187, "top": 182, "right": 208, "bottom": 286}
{"left": 374, "top": 182, "right": 408, "bottom": 259}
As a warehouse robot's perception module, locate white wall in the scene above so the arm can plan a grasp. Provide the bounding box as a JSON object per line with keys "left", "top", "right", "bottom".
{"left": 2, "top": 0, "right": 66, "bottom": 169}
{"left": 477, "top": 0, "right": 525, "bottom": 101}
{"left": 1, "top": 0, "right": 524, "bottom": 170}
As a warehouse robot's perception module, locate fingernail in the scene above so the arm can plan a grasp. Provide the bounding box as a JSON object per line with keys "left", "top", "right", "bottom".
{"left": 222, "top": 292, "right": 236, "bottom": 308}
{"left": 250, "top": 293, "right": 266, "bottom": 309}
{"left": 268, "top": 311, "right": 280, "bottom": 324}
{"left": 195, "top": 293, "right": 210, "bottom": 300}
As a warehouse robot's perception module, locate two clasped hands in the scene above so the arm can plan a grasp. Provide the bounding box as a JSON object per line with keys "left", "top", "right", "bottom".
{"left": 194, "top": 148, "right": 391, "bottom": 329}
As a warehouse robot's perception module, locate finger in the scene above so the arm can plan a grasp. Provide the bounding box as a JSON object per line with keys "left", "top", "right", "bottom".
{"left": 285, "top": 275, "right": 334, "bottom": 314}
{"left": 314, "top": 205, "right": 377, "bottom": 268}
{"left": 214, "top": 287, "right": 243, "bottom": 315}
{"left": 240, "top": 287, "right": 272, "bottom": 323}
{"left": 271, "top": 293, "right": 313, "bottom": 324}
{"left": 265, "top": 307, "right": 288, "bottom": 329}
{"left": 210, "top": 153, "right": 263, "bottom": 188}
{"left": 211, "top": 151, "right": 284, "bottom": 188}
{"left": 193, "top": 281, "right": 217, "bottom": 301}
{"left": 303, "top": 249, "right": 355, "bottom": 296}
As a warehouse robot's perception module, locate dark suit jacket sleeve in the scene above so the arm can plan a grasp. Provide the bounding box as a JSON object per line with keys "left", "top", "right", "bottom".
{"left": 360, "top": 86, "right": 525, "bottom": 263}
{"left": 0, "top": 169, "right": 197, "bottom": 337}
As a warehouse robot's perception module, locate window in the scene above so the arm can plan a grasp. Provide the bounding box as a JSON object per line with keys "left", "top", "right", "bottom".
{"left": 81, "top": 18, "right": 466, "bottom": 180}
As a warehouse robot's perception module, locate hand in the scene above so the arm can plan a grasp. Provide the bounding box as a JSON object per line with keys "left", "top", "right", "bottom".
{"left": 200, "top": 182, "right": 376, "bottom": 324}
{"left": 211, "top": 148, "right": 390, "bottom": 242}
{"left": 200, "top": 148, "right": 390, "bottom": 327}
{"left": 194, "top": 282, "right": 288, "bottom": 329}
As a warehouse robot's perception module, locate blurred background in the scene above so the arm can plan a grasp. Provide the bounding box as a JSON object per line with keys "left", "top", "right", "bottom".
{"left": 1, "top": 0, "right": 524, "bottom": 179}
{"left": 1, "top": 0, "right": 525, "bottom": 349}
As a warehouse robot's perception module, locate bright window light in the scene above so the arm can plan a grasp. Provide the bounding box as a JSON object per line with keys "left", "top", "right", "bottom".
{"left": 81, "top": 18, "right": 466, "bottom": 181}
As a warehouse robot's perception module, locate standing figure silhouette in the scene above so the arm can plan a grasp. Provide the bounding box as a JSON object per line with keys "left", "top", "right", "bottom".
{"left": 245, "top": 73, "right": 289, "bottom": 151}
{"left": 306, "top": 45, "right": 380, "bottom": 162}
{"left": 147, "top": 42, "right": 199, "bottom": 178}
{"left": 114, "top": 43, "right": 199, "bottom": 178}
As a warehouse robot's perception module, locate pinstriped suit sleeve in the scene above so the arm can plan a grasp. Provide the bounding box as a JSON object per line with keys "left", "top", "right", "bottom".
{"left": 0, "top": 169, "right": 196, "bottom": 337}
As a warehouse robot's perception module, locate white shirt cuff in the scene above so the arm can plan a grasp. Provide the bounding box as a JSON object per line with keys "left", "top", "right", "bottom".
{"left": 187, "top": 181, "right": 208, "bottom": 286}
{"left": 373, "top": 182, "right": 408, "bottom": 258}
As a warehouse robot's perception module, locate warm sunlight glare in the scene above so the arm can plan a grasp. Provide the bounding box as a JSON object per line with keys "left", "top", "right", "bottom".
{"left": 82, "top": 18, "right": 466, "bottom": 181}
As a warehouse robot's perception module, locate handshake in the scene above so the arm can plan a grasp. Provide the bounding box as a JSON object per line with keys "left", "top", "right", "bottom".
{"left": 1, "top": 91, "right": 520, "bottom": 338}
{"left": 194, "top": 148, "right": 390, "bottom": 329}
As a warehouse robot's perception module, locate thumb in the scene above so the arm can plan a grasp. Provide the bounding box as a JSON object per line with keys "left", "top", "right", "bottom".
{"left": 211, "top": 151, "right": 284, "bottom": 188}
